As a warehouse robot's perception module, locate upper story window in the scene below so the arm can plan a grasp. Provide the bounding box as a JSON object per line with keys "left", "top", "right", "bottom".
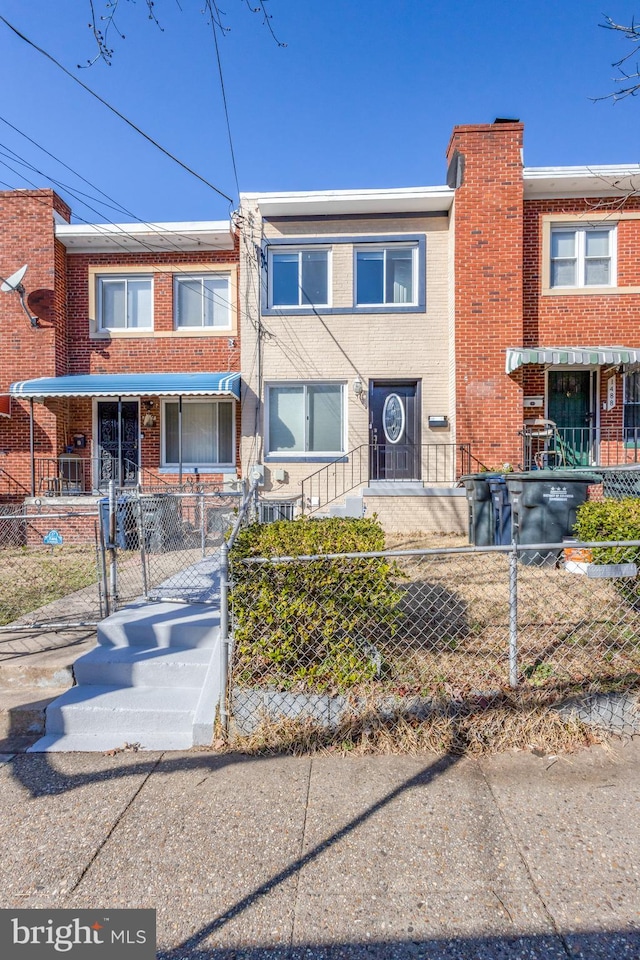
{"left": 550, "top": 226, "right": 616, "bottom": 289}
{"left": 98, "top": 275, "right": 153, "bottom": 330}
{"left": 269, "top": 248, "right": 330, "bottom": 308}
{"left": 355, "top": 245, "right": 417, "bottom": 306}
{"left": 174, "top": 274, "right": 231, "bottom": 329}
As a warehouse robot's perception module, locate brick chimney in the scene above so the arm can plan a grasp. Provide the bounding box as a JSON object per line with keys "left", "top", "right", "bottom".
{"left": 447, "top": 121, "right": 524, "bottom": 469}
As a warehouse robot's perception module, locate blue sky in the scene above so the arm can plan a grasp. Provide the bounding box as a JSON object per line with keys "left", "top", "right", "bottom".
{"left": 0, "top": 0, "right": 638, "bottom": 224}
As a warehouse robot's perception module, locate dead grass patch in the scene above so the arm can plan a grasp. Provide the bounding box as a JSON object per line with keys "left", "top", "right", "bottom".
{"left": 0, "top": 545, "right": 98, "bottom": 624}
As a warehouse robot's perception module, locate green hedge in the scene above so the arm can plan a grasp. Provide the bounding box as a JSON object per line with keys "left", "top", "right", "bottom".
{"left": 230, "top": 517, "right": 402, "bottom": 692}
{"left": 574, "top": 498, "right": 640, "bottom": 605}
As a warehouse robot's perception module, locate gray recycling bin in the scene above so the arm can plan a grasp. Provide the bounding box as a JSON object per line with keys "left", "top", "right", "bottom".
{"left": 487, "top": 475, "right": 512, "bottom": 545}
{"left": 99, "top": 496, "right": 138, "bottom": 550}
{"left": 506, "top": 470, "right": 601, "bottom": 565}
{"left": 137, "top": 494, "right": 182, "bottom": 552}
{"left": 461, "top": 473, "right": 503, "bottom": 546}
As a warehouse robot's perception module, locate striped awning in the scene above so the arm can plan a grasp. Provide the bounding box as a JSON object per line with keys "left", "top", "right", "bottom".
{"left": 506, "top": 347, "right": 640, "bottom": 374}
{"left": 9, "top": 372, "right": 241, "bottom": 400}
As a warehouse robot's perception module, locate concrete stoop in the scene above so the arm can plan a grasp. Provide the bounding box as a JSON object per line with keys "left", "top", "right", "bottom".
{"left": 28, "top": 601, "right": 223, "bottom": 753}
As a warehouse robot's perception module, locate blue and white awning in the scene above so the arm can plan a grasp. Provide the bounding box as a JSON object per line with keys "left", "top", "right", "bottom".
{"left": 10, "top": 372, "right": 241, "bottom": 400}
{"left": 506, "top": 347, "right": 640, "bottom": 374}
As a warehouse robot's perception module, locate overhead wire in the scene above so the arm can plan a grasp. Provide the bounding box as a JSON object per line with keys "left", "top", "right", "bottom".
{"left": 0, "top": 13, "right": 235, "bottom": 206}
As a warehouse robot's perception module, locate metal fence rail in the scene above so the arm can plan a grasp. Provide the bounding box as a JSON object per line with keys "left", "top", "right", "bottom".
{"left": 228, "top": 539, "right": 640, "bottom": 732}
{"left": 0, "top": 508, "right": 102, "bottom": 629}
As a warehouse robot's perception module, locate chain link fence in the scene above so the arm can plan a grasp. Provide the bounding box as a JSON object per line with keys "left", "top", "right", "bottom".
{"left": 102, "top": 488, "right": 245, "bottom": 608}
{"left": 228, "top": 540, "right": 640, "bottom": 734}
{"left": 0, "top": 508, "right": 103, "bottom": 629}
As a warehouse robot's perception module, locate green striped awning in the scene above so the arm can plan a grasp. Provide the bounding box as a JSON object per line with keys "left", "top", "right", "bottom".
{"left": 505, "top": 347, "right": 640, "bottom": 374}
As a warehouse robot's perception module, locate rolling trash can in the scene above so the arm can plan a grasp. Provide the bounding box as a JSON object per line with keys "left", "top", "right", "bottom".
{"left": 506, "top": 470, "right": 601, "bottom": 566}
{"left": 487, "top": 475, "right": 512, "bottom": 546}
{"left": 460, "top": 473, "right": 503, "bottom": 546}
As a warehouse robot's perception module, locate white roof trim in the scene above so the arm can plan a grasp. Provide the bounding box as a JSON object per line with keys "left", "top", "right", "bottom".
{"left": 56, "top": 220, "right": 234, "bottom": 252}
{"left": 241, "top": 186, "right": 454, "bottom": 216}
{"left": 524, "top": 165, "right": 640, "bottom": 199}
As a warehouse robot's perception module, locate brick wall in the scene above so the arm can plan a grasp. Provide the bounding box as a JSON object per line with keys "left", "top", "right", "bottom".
{"left": 447, "top": 123, "right": 525, "bottom": 469}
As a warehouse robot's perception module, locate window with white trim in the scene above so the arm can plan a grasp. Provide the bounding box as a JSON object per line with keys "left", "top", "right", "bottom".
{"left": 550, "top": 225, "right": 616, "bottom": 288}
{"left": 97, "top": 275, "right": 153, "bottom": 330}
{"left": 267, "top": 383, "right": 345, "bottom": 455}
{"left": 624, "top": 371, "right": 640, "bottom": 444}
{"left": 269, "top": 248, "right": 330, "bottom": 307}
{"left": 174, "top": 274, "right": 231, "bottom": 329}
{"left": 162, "top": 399, "right": 234, "bottom": 466}
{"left": 355, "top": 244, "right": 417, "bottom": 305}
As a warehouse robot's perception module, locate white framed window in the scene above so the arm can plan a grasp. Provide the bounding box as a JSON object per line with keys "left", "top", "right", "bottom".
{"left": 174, "top": 274, "right": 231, "bottom": 329}
{"left": 97, "top": 275, "right": 153, "bottom": 330}
{"left": 355, "top": 244, "right": 417, "bottom": 306}
{"left": 268, "top": 248, "right": 330, "bottom": 308}
{"left": 550, "top": 225, "right": 616, "bottom": 288}
{"left": 162, "top": 399, "right": 235, "bottom": 467}
{"left": 267, "top": 383, "right": 345, "bottom": 456}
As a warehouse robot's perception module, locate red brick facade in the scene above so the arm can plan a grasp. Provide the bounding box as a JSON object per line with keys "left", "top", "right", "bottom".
{"left": 0, "top": 190, "right": 240, "bottom": 499}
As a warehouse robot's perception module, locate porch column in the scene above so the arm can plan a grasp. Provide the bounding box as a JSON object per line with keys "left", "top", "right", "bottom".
{"left": 29, "top": 397, "right": 35, "bottom": 497}
{"left": 178, "top": 395, "right": 183, "bottom": 485}
{"left": 117, "top": 397, "right": 122, "bottom": 487}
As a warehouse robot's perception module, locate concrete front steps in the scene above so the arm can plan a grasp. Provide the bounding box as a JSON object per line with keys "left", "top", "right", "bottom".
{"left": 29, "top": 601, "right": 223, "bottom": 752}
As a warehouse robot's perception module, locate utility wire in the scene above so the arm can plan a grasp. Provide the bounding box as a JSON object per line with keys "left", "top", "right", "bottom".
{"left": 0, "top": 13, "right": 235, "bottom": 206}
{"left": 205, "top": 2, "right": 240, "bottom": 198}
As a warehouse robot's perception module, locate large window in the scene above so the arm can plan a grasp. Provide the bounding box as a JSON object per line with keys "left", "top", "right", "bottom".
{"left": 550, "top": 226, "right": 616, "bottom": 288}
{"left": 97, "top": 276, "right": 153, "bottom": 330}
{"left": 355, "top": 245, "right": 416, "bottom": 305}
{"left": 624, "top": 371, "right": 640, "bottom": 445}
{"left": 267, "top": 383, "right": 344, "bottom": 455}
{"left": 174, "top": 275, "right": 231, "bottom": 329}
{"left": 163, "top": 400, "right": 234, "bottom": 466}
{"left": 269, "top": 248, "right": 329, "bottom": 307}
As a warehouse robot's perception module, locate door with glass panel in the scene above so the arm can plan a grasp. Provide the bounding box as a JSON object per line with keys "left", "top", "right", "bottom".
{"left": 369, "top": 381, "right": 420, "bottom": 481}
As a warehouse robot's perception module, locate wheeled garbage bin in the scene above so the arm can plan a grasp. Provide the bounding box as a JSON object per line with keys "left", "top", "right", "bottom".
{"left": 99, "top": 496, "right": 138, "bottom": 549}
{"left": 487, "top": 475, "right": 512, "bottom": 546}
{"left": 506, "top": 470, "right": 601, "bottom": 565}
{"left": 461, "top": 474, "right": 503, "bottom": 546}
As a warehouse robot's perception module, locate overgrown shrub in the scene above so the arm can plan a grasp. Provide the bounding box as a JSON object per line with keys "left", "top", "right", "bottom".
{"left": 230, "top": 517, "right": 403, "bottom": 693}
{"left": 574, "top": 498, "right": 640, "bottom": 605}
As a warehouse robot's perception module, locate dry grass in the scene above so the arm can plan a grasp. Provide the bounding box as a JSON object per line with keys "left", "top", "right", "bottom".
{"left": 0, "top": 545, "right": 98, "bottom": 625}
{"left": 227, "top": 689, "right": 607, "bottom": 758}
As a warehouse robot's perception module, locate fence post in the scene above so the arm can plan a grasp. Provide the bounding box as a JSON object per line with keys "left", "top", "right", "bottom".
{"left": 219, "top": 540, "right": 230, "bottom": 729}
{"left": 509, "top": 539, "right": 519, "bottom": 688}
{"left": 108, "top": 479, "right": 118, "bottom": 612}
{"left": 136, "top": 491, "right": 149, "bottom": 600}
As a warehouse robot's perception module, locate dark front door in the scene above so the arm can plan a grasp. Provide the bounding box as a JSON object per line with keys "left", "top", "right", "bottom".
{"left": 97, "top": 400, "right": 139, "bottom": 488}
{"left": 547, "top": 370, "right": 594, "bottom": 466}
{"left": 369, "top": 381, "right": 420, "bottom": 481}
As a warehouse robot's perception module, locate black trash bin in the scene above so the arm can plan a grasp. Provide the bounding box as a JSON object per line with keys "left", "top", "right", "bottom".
{"left": 461, "top": 474, "right": 503, "bottom": 546}
{"left": 137, "top": 494, "right": 182, "bottom": 552}
{"left": 487, "top": 475, "right": 512, "bottom": 545}
{"left": 506, "top": 470, "right": 601, "bottom": 565}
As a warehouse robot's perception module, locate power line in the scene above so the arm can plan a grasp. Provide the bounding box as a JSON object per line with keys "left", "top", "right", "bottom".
{"left": 0, "top": 13, "right": 235, "bottom": 207}
{"left": 205, "top": 1, "right": 240, "bottom": 197}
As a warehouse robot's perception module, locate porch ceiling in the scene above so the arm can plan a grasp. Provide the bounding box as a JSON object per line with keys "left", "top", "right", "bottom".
{"left": 9, "top": 372, "right": 241, "bottom": 400}
{"left": 505, "top": 346, "right": 640, "bottom": 375}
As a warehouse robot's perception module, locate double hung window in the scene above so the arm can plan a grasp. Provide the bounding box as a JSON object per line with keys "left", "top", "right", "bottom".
{"left": 550, "top": 226, "right": 616, "bottom": 288}
{"left": 174, "top": 275, "right": 231, "bottom": 329}
{"left": 98, "top": 275, "right": 153, "bottom": 330}
{"left": 267, "top": 383, "right": 344, "bottom": 455}
{"left": 624, "top": 371, "right": 640, "bottom": 445}
{"left": 269, "top": 249, "right": 329, "bottom": 307}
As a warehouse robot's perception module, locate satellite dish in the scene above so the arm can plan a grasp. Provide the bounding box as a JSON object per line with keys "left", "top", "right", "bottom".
{"left": 0, "top": 264, "right": 39, "bottom": 326}
{"left": 1, "top": 264, "right": 28, "bottom": 293}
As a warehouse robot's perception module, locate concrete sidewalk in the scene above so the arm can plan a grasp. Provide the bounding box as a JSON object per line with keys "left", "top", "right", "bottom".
{"left": 0, "top": 742, "right": 638, "bottom": 958}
